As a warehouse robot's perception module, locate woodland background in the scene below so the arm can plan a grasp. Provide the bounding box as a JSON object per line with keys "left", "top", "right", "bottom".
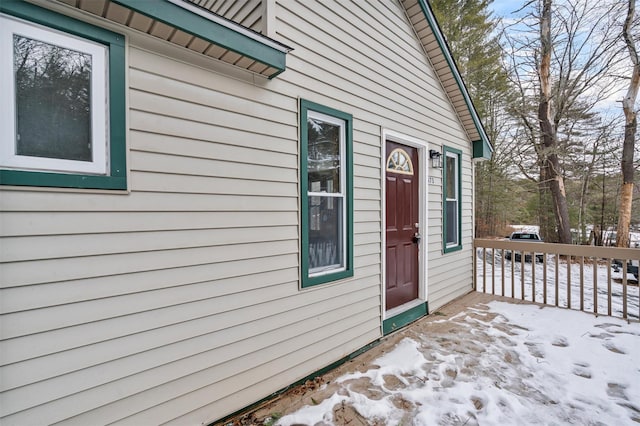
{"left": 429, "top": 0, "right": 640, "bottom": 245}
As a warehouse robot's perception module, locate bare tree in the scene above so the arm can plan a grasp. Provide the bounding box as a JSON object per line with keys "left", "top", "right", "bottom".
{"left": 616, "top": 0, "right": 640, "bottom": 248}
{"left": 538, "top": 0, "right": 573, "bottom": 243}
{"left": 570, "top": 117, "right": 619, "bottom": 243}
{"left": 502, "top": 0, "right": 625, "bottom": 243}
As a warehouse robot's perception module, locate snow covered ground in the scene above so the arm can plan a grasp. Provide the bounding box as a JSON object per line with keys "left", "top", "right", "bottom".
{"left": 275, "top": 301, "right": 640, "bottom": 425}
{"left": 476, "top": 248, "right": 640, "bottom": 321}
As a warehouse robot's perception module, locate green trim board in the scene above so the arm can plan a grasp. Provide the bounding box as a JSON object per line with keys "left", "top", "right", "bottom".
{"left": 0, "top": 0, "right": 127, "bottom": 190}
{"left": 212, "top": 339, "right": 381, "bottom": 425}
{"left": 0, "top": 170, "right": 127, "bottom": 190}
{"left": 112, "top": 0, "right": 289, "bottom": 78}
{"left": 299, "top": 99, "right": 354, "bottom": 288}
{"left": 443, "top": 146, "right": 462, "bottom": 253}
{"left": 216, "top": 300, "right": 429, "bottom": 423}
{"left": 415, "top": 0, "right": 492, "bottom": 159}
{"left": 473, "top": 139, "right": 492, "bottom": 160}
{"left": 383, "top": 302, "right": 428, "bottom": 335}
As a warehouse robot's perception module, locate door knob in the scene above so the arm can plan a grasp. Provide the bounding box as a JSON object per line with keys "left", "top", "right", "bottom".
{"left": 412, "top": 232, "right": 421, "bottom": 244}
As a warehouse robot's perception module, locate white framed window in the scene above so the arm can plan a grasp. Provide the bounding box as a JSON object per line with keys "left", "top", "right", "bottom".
{"left": 0, "top": 13, "right": 108, "bottom": 175}
{"left": 0, "top": 1, "right": 125, "bottom": 190}
{"left": 307, "top": 109, "right": 347, "bottom": 276}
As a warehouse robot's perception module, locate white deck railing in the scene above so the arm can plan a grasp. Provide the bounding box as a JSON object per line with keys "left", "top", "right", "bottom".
{"left": 474, "top": 239, "right": 640, "bottom": 321}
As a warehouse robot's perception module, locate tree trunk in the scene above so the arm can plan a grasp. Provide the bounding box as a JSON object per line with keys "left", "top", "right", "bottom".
{"left": 616, "top": 0, "right": 639, "bottom": 248}
{"left": 579, "top": 172, "right": 588, "bottom": 243}
{"left": 538, "top": 0, "right": 572, "bottom": 244}
{"left": 538, "top": 165, "right": 554, "bottom": 241}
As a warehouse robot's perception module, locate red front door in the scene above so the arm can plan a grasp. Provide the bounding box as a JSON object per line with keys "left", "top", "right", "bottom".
{"left": 385, "top": 141, "right": 420, "bottom": 310}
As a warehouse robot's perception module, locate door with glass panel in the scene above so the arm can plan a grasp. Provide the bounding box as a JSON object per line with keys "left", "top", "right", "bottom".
{"left": 385, "top": 141, "right": 419, "bottom": 310}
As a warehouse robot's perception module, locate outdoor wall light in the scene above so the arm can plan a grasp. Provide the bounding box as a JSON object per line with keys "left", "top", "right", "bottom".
{"left": 429, "top": 149, "right": 442, "bottom": 169}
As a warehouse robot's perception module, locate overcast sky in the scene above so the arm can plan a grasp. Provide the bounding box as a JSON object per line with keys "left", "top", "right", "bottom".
{"left": 488, "top": 0, "right": 522, "bottom": 17}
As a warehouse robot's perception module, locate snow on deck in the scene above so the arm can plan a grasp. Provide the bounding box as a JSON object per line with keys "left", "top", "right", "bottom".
{"left": 271, "top": 298, "right": 639, "bottom": 425}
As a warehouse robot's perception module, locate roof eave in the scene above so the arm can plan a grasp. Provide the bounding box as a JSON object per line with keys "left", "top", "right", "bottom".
{"left": 415, "top": 0, "right": 493, "bottom": 159}
{"left": 111, "top": 0, "right": 291, "bottom": 78}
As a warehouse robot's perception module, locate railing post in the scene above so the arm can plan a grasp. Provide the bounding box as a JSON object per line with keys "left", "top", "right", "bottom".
{"left": 511, "top": 251, "right": 515, "bottom": 298}
{"left": 593, "top": 261, "right": 598, "bottom": 316}
{"left": 520, "top": 253, "right": 525, "bottom": 301}
{"left": 532, "top": 254, "right": 536, "bottom": 303}
{"left": 579, "top": 256, "right": 584, "bottom": 312}
{"left": 607, "top": 259, "right": 612, "bottom": 316}
{"left": 501, "top": 249, "right": 505, "bottom": 297}
{"left": 567, "top": 255, "right": 571, "bottom": 309}
{"left": 623, "top": 260, "right": 628, "bottom": 320}
{"left": 491, "top": 247, "right": 495, "bottom": 295}
{"left": 482, "top": 247, "right": 486, "bottom": 293}
{"left": 543, "top": 255, "right": 547, "bottom": 305}
{"left": 555, "top": 254, "right": 559, "bottom": 307}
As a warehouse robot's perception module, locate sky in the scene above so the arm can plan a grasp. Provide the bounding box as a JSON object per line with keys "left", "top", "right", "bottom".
{"left": 485, "top": 0, "right": 631, "bottom": 115}
{"left": 488, "top": 0, "right": 522, "bottom": 18}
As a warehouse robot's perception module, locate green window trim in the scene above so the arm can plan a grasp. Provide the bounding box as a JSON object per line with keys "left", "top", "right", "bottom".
{"left": 443, "top": 146, "right": 462, "bottom": 253}
{"left": 300, "top": 99, "right": 354, "bottom": 288}
{"left": 0, "top": 0, "right": 126, "bottom": 190}
{"left": 112, "top": 0, "right": 289, "bottom": 79}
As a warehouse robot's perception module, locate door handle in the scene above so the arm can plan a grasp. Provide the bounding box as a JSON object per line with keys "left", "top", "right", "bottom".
{"left": 412, "top": 232, "right": 421, "bottom": 244}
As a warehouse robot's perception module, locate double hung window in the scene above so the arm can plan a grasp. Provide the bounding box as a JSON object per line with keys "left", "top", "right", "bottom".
{"left": 300, "top": 99, "right": 353, "bottom": 287}
{"left": 0, "top": 1, "right": 126, "bottom": 189}
{"left": 443, "top": 146, "right": 461, "bottom": 252}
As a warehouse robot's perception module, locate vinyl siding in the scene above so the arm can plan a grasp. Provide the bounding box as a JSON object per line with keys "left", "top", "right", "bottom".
{"left": 187, "top": 0, "right": 263, "bottom": 32}
{"left": 0, "top": 0, "right": 476, "bottom": 424}
{"left": 427, "top": 151, "right": 475, "bottom": 311}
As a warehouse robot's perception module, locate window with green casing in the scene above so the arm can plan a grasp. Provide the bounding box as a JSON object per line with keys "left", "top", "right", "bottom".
{"left": 0, "top": 0, "right": 126, "bottom": 190}
{"left": 443, "top": 146, "right": 462, "bottom": 253}
{"left": 300, "top": 99, "right": 353, "bottom": 288}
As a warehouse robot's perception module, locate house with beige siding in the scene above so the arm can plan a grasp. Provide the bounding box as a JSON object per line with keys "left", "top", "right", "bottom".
{"left": 0, "top": 0, "right": 491, "bottom": 424}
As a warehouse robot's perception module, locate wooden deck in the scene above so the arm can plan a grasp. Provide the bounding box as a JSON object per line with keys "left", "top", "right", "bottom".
{"left": 430, "top": 290, "right": 535, "bottom": 317}
{"left": 217, "top": 290, "right": 536, "bottom": 425}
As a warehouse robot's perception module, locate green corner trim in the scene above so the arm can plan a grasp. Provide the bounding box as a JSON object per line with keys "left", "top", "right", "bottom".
{"left": 0, "top": 0, "right": 127, "bottom": 190}
{"left": 383, "top": 302, "right": 428, "bottom": 335}
{"left": 299, "top": 99, "right": 354, "bottom": 288}
{"left": 473, "top": 139, "right": 492, "bottom": 160}
{"left": 415, "top": 0, "right": 492, "bottom": 159}
{"left": 112, "top": 0, "right": 288, "bottom": 77}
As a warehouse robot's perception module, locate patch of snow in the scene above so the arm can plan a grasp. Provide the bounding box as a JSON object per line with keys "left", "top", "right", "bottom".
{"left": 276, "top": 303, "right": 640, "bottom": 426}
{"left": 275, "top": 393, "right": 347, "bottom": 425}
{"left": 338, "top": 338, "right": 426, "bottom": 388}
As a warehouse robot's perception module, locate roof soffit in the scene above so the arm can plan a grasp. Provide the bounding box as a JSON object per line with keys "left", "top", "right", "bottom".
{"left": 401, "top": 0, "right": 492, "bottom": 159}
{"left": 47, "top": 0, "right": 291, "bottom": 78}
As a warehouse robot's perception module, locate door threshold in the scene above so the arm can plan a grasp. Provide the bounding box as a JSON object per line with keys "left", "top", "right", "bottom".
{"left": 383, "top": 299, "right": 428, "bottom": 335}
{"left": 385, "top": 299, "right": 424, "bottom": 319}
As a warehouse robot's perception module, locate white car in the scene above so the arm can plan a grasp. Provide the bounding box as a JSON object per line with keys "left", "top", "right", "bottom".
{"left": 505, "top": 232, "right": 545, "bottom": 263}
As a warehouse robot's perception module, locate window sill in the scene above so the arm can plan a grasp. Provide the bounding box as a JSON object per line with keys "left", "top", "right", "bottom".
{"left": 0, "top": 170, "right": 127, "bottom": 192}
{"left": 301, "top": 269, "right": 354, "bottom": 289}
{"left": 443, "top": 244, "right": 463, "bottom": 254}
